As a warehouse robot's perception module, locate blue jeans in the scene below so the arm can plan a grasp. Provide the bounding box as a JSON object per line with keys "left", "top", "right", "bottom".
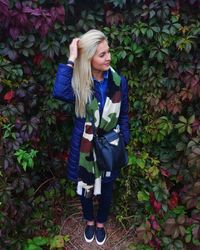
{"left": 79, "top": 181, "right": 113, "bottom": 223}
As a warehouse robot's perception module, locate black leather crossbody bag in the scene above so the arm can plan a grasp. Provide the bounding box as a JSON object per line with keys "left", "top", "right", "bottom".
{"left": 91, "top": 118, "right": 128, "bottom": 172}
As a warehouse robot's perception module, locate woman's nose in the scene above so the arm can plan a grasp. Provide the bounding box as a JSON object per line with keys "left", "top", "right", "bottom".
{"left": 106, "top": 52, "right": 111, "bottom": 61}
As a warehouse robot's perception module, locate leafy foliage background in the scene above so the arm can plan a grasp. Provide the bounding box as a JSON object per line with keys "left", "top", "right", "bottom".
{"left": 0, "top": 0, "right": 200, "bottom": 249}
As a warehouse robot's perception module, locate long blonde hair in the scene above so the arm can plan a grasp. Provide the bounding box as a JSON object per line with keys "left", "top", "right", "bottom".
{"left": 72, "top": 29, "right": 107, "bottom": 118}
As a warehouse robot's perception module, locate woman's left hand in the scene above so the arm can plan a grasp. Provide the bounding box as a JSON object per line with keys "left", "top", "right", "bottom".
{"left": 69, "top": 38, "right": 80, "bottom": 62}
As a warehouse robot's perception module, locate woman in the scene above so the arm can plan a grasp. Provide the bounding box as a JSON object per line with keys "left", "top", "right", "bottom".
{"left": 53, "top": 29, "right": 130, "bottom": 245}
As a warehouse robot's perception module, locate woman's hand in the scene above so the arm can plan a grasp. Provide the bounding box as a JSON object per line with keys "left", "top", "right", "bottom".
{"left": 68, "top": 38, "right": 80, "bottom": 62}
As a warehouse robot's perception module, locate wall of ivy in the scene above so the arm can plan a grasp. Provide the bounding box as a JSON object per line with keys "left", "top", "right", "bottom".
{"left": 0, "top": 0, "right": 199, "bottom": 249}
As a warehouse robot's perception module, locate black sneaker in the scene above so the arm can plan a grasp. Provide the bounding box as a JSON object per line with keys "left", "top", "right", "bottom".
{"left": 84, "top": 225, "right": 95, "bottom": 243}
{"left": 95, "top": 227, "right": 106, "bottom": 245}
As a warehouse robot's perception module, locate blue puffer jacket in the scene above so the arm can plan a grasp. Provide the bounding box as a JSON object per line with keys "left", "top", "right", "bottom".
{"left": 53, "top": 64, "right": 130, "bottom": 183}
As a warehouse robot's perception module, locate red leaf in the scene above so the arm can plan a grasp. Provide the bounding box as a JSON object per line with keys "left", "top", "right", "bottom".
{"left": 149, "top": 215, "right": 160, "bottom": 231}
{"left": 149, "top": 237, "right": 161, "bottom": 250}
{"left": 55, "top": 151, "right": 68, "bottom": 161}
{"left": 168, "top": 191, "right": 179, "bottom": 209}
{"left": 180, "top": 88, "right": 193, "bottom": 101}
{"left": 166, "top": 94, "right": 182, "bottom": 114}
{"left": 4, "top": 90, "right": 15, "bottom": 103}
{"left": 158, "top": 99, "right": 167, "bottom": 111}
{"left": 160, "top": 168, "right": 170, "bottom": 177}
{"left": 149, "top": 193, "right": 162, "bottom": 213}
{"left": 192, "top": 119, "right": 200, "bottom": 133}
{"left": 33, "top": 54, "right": 43, "bottom": 65}
{"left": 105, "top": 10, "right": 124, "bottom": 25}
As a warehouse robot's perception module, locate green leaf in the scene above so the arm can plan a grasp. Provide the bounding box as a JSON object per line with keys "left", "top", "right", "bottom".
{"left": 162, "top": 204, "right": 168, "bottom": 212}
{"left": 175, "top": 123, "right": 186, "bottom": 134}
{"left": 103, "top": 27, "right": 110, "bottom": 32}
{"left": 22, "top": 50, "right": 29, "bottom": 57}
{"left": 173, "top": 23, "right": 181, "bottom": 29}
{"left": 60, "top": 35, "right": 68, "bottom": 44}
{"left": 192, "top": 239, "right": 200, "bottom": 246}
{"left": 40, "top": 43, "right": 49, "bottom": 51}
{"left": 128, "top": 155, "right": 137, "bottom": 165}
{"left": 135, "top": 47, "right": 143, "bottom": 54}
{"left": 25, "top": 244, "right": 43, "bottom": 250}
{"left": 22, "top": 161, "right": 27, "bottom": 171}
{"left": 151, "top": 26, "right": 160, "bottom": 33}
{"left": 179, "top": 126, "right": 186, "bottom": 134}
{"left": 28, "top": 125, "right": 33, "bottom": 135}
{"left": 137, "top": 190, "right": 149, "bottom": 201}
{"left": 176, "top": 142, "right": 186, "bottom": 151}
{"left": 162, "top": 26, "right": 170, "bottom": 34}
{"left": 136, "top": 159, "right": 145, "bottom": 169}
{"left": 161, "top": 48, "right": 169, "bottom": 55}
{"left": 157, "top": 51, "right": 164, "bottom": 62}
{"left": 50, "top": 235, "right": 64, "bottom": 250}
{"left": 32, "top": 236, "right": 49, "bottom": 246}
{"left": 188, "top": 114, "right": 195, "bottom": 124}
{"left": 63, "top": 235, "right": 70, "bottom": 242}
{"left": 149, "top": 10, "right": 155, "bottom": 19}
{"left": 185, "top": 43, "right": 192, "bottom": 53}
{"left": 141, "top": 28, "right": 147, "bottom": 35}
{"left": 174, "top": 239, "right": 184, "bottom": 248}
{"left": 3, "top": 130, "right": 9, "bottom": 139}
{"left": 179, "top": 116, "right": 187, "bottom": 123}
{"left": 162, "top": 237, "right": 171, "bottom": 244}
{"left": 149, "top": 50, "right": 157, "bottom": 59}
{"left": 28, "top": 158, "right": 34, "bottom": 168}
{"left": 121, "top": 50, "right": 126, "bottom": 59}
{"left": 128, "top": 54, "right": 134, "bottom": 63}
{"left": 185, "top": 234, "right": 192, "bottom": 243}
{"left": 146, "top": 29, "right": 153, "bottom": 39}
{"left": 187, "top": 125, "right": 192, "bottom": 134}
{"left": 170, "top": 26, "right": 177, "bottom": 35}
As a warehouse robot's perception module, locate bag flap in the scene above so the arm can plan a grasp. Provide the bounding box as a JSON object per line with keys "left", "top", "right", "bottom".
{"left": 104, "top": 130, "right": 119, "bottom": 143}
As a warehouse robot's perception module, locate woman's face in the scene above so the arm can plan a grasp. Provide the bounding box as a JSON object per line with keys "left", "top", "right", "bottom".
{"left": 91, "top": 40, "right": 111, "bottom": 72}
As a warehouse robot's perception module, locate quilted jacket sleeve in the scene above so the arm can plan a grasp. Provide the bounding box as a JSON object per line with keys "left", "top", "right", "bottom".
{"left": 118, "top": 76, "right": 130, "bottom": 145}
{"left": 53, "top": 64, "right": 75, "bottom": 102}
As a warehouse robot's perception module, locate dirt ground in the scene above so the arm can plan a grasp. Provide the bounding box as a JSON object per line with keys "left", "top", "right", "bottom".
{"left": 60, "top": 197, "right": 135, "bottom": 250}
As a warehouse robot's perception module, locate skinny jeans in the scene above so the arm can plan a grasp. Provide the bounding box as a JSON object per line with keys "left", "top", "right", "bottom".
{"left": 79, "top": 181, "right": 113, "bottom": 224}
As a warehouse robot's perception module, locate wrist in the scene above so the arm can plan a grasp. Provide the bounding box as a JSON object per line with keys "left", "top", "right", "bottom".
{"left": 68, "top": 56, "right": 76, "bottom": 62}
{"left": 66, "top": 60, "right": 74, "bottom": 68}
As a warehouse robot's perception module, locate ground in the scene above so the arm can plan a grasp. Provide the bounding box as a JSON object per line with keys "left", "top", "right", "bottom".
{"left": 60, "top": 197, "right": 135, "bottom": 250}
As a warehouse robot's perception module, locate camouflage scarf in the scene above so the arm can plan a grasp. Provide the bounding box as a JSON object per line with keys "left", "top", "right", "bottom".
{"left": 77, "top": 68, "right": 121, "bottom": 196}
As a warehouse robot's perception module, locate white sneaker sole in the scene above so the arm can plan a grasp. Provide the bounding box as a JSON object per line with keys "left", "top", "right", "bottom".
{"left": 84, "top": 233, "right": 95, "bottom": 243}
{"left": 95, "top": 235, "right": 106, "bottom": 246}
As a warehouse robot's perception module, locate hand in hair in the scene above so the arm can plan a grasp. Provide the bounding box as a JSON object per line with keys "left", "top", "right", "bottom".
{"left": 69, "top": 38, "right": 80, "bottom": 62}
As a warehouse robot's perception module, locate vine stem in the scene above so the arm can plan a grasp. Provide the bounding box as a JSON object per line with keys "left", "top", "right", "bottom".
{"left": 33, "top": 177, "right": 55, "bottom": 196}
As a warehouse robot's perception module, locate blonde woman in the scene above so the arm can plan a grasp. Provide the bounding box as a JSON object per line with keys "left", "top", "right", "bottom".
{"left": 53, "top": 29, "right": 130, "bottom": 245}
